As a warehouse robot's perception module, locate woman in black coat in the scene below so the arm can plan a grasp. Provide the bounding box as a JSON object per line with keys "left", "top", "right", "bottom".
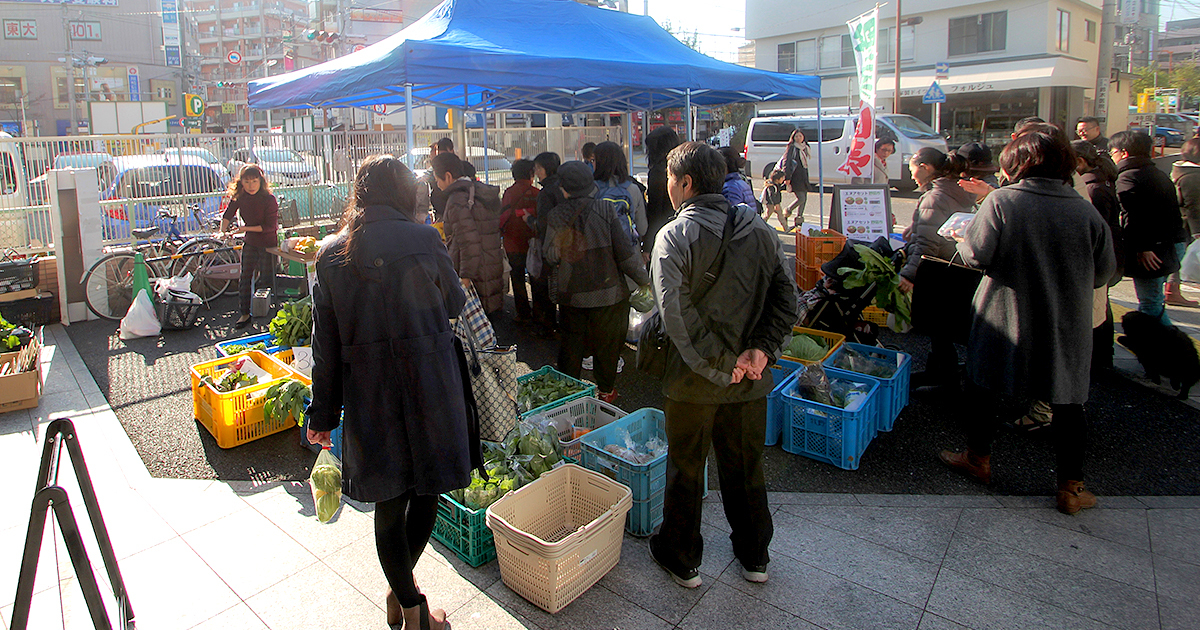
{"left": 306, "top": 155, "right": 480, "bottom": 630}
{"left": 644, "top": 125, "right": 681, "bottom": 256}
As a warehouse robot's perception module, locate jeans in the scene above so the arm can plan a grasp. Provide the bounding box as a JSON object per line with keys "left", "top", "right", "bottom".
{"left": 507, "top": 252, "right": 531, "bottom": 318}
{"left": 652, "top": 397, "right": 772, "bottom": 572}
{"left": 1170, "top": 239, "right": 1190, "bottom": 284}
{"left": 375, "top": 491, "right": 438, "bottom": 608}
{"left": 1132, "top": 274, "right": 1171, "bottom": 326}
{"left": 964, "top": 384, "right": 1088, "bottom": 483}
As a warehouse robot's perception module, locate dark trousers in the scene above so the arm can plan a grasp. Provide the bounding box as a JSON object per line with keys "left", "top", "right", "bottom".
{"left": 964, "top": 383, "right": 1087, "bottom": 483}
{"left": 1092, "top": 303, "right": 1115, "bottom": 374}
{"left": 507, "top": 252, "right": 532, "bottom": 318}
{"left": 653, "top": 396, "right": 772, "bottom": 572}
{"left": 375, "top": 491, "right": 438, "bottom": 608}
{"left": 238, "top": 244, "right": 275, "bottom": 316}
{"left": 530, "top": 275, "right": 556, "bottom": 329}
{"left": 557, "top": 299, "right": 628, "bottom": 393}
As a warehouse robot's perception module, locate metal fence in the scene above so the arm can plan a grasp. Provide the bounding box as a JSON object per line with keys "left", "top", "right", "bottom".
{"left": 0, "top": 125, "right": 630, "bottom": 254}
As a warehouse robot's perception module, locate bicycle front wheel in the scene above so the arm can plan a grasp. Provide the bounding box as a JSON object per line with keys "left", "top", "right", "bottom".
{"left": 172, "top": 239, "right": 237, "bottom": 300}
{"left": 83, "top": 253, "right": 159, "bottom": 321}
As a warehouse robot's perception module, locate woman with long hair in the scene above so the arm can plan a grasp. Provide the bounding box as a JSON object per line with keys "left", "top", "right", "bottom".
{"left": 938, "top": 124, "right": 1115, "bottom": 515}
{"left": 306, "top": 155, "right": 481, "bottom": 630}
{"left": 221, "top": 164, "right": 278, "bottom": 329}
{"left": 644, "top": 126, "right": 681, "bottom": 255}
{"left": 593, "top": 140, "right": 648, "bottom": 249}
{"left": 782, "top": 129, "right": 811, "bottom": 229}
{"left": 899, "top": 147, "right": 976, "bottom": 388}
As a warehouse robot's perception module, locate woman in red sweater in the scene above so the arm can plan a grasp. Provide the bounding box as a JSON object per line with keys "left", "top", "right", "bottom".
{"left": 221, "top": 164, "right": 279, "bottom": 328}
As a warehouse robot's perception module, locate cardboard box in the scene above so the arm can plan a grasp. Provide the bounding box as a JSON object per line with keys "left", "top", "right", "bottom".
{"left": 0, "top": 336, "right": 42, "bottom": 412}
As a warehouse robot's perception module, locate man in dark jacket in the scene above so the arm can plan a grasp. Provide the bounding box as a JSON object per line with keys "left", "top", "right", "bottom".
{"left": 1111, "top": 130, "right": 1189, "bottom": 325}
{"left": 647, "top": 142, "right": 798, "bottom": 589}
{"left": 544, "top": 161, "right": 650, "bottom": 401}
{"left": 530, "top": 152, "right": 563, "bottom": 332}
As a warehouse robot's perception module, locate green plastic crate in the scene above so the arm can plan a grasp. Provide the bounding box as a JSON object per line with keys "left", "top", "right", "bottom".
{"left": 516, "top": 366, "right": 596, "bottom": 419}
{"left": 432, "top": 493, "right": 496, "bottom": 567}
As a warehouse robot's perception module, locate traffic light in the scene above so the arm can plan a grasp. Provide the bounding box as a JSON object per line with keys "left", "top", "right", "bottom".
{"left": 215, "top": 81, "right": 237, "bottom": 88}
{"left": 305, "top": 29, "right": 339, "bottom": 43}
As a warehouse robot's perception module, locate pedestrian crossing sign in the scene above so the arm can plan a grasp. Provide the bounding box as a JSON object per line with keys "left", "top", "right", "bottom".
{"left": 923, "top": 82, "right": 946, "bottom": 104}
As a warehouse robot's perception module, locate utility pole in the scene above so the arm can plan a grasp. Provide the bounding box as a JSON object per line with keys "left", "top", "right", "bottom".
{"left": 63, "top": 6, "right": 78, "bottom": 135}
{"left": 894, "top": 0, "right": 901, "bottom": 113}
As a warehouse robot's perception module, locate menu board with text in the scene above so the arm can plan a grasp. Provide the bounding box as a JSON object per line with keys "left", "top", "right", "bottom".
{"left": 830, "top": 185, "right": 892, "bottom": 241}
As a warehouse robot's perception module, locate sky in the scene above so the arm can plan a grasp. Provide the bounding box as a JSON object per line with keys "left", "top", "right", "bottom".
{"left": 642, "top": 0, "right": 747, "bottom": 62}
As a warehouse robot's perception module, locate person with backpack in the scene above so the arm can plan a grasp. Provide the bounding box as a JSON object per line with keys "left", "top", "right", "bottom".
{"left": 500, "top": 159, "right": 540, "bottom": 322}
{"left": 544, "top": 161, "right": 650, "bottom": 404}
{"left": 719, "top": 146, "right": 756, "bottom": 208}
{"left": 593, "top": 141, "right": 647, "bottom": 252}
{"left": 432, "top": 152, "right": 505, "bottom": 314}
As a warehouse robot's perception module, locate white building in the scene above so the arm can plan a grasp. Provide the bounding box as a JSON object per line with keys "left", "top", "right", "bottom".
{"left": 747, "top": 0, "right": 1108, "bottom": 149}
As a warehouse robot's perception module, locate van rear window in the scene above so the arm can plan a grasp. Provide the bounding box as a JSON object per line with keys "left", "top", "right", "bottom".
{"left": 751, "top": 120, "right": 845, "bottom": 143}
{"left": 751, "top": 121, "right": 797, "bottom": 142}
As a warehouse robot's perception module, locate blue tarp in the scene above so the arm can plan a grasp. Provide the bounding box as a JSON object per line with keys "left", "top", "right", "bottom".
{"left": 247, "top": 0, "right": 820, "bottom": 112}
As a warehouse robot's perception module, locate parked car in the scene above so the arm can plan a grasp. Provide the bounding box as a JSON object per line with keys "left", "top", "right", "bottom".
{"left": 1155, "top": 113, "right": 1197, "bottom": 140}
{"left": 228, "top": 147, "right": 319, "bottom": 186}
{"left": 159, "top": 147, "right": 231, "bottom": 185}
{"left": 100, "top": 154, "right": 227, "bottom": 239}
{"left": 1155, "top": 126, "right": 1186, "bottom": 148}
{"left": 408, "top": 146, "right": 514, "bottom": 183}
{"left": 27, "top": 152, "right": 117, "bottom": 205}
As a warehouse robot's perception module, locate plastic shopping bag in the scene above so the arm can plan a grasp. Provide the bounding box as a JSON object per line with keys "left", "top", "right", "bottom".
{"left": 1182, "top": 239, "right": 1200, "bottom": 283}
{"left": 936, "top": 212, "right": 976, "bottom": 242}
{"left": 119, "top": 291, "right": 161, "bottom": 340}
{"left": 309, "top": 447, "right": 343, "bottom": 523}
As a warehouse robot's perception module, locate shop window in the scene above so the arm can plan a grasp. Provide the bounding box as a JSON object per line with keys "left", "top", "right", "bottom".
{"left": 1085, "top": 19, "right": 1097, "bottom": 43}
{"left": 777, "top": 42, "right": 796, "bottom": 73}
{"left": 948, "top": 11, "right": 1007, "bottom": 57}
{"left": 820, "top": 34, "right": 853, "bottom": 69}
{"left": 1057, "top": 10, "right": 1070, "bottom": 53}
{"left": 0, "top": 77, "right": 21, "bottom": 105}
{"left": 877, "top": 26, "right": 916, "bottom": 63}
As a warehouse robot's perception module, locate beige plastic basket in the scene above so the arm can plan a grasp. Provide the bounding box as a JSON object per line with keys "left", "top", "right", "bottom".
{"left": 485, "top": 463, "right": 632, "bottom": 613}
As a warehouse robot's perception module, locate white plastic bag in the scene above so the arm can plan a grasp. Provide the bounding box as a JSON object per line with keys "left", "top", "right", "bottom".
{"left": 154, "top": 273, "right": 193, "bottom": 300}
{"left": 119, "top": 291, "right": 161, "bottom": 339}
{"left": 1181, "top": 239, "right": 1200, "bottom": 283}
{"left": 937, "top": 212, "right": 976, "bottom": 242}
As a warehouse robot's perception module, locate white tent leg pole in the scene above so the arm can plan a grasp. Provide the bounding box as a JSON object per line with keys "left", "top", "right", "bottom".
{"left": 405, "top": 84, "right": 415, "bottom": 170}
{"left": 482, "top": 98, "right": 490, "bottom": 183}
{"left": 685, "top": 89, "right": 693, "bottom": 141}
{"left": 817, "top": 96, "right": 824, "bottom": 228}
{"left": 626, "top": 113, "right": 634, "bottom": 172}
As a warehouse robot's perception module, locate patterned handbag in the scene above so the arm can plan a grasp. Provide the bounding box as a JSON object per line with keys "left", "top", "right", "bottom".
{"left": 454, "top": 318, "right": 524, "bottom": 441}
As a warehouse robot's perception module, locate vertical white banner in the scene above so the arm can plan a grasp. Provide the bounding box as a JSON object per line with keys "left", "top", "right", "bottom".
{"left": 838, "top": 7, "right": 878, "bottom": 179}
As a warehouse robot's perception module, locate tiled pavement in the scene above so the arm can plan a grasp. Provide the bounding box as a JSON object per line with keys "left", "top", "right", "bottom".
{"left": 1, "top": 325, "right": 1197, "bottom": 630}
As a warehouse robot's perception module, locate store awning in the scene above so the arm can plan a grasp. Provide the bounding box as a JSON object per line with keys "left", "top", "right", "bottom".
{"left": 876, "top": 56, "right": 1095, "bottom": 99}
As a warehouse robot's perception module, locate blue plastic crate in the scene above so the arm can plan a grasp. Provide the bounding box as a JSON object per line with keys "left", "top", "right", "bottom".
{"left": 823, "top": 343, "right": 911, "bottom": 433}
{"left": 517, "top": 366, "right": 597, "bottom": 419}
{"left": 766, "top": 359, "right": 805, "bottom": 446}
{"left": 216, "top": 333, "right": 285, "bottom": 357}
{"left": 580, "top": 408, "right": 707, "bottom": 536}
{"left": 779, "top": 367, "right": 879, "bottom": 470}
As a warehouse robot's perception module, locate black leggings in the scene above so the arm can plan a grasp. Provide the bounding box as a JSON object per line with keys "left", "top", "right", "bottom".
{"left": 375, "top": 491, "right": 439, "bottom": 608}
{"left": 964, "top": 384, "right": 1087, "bottom": 483}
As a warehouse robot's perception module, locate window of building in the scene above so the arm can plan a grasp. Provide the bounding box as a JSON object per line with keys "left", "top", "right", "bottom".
{"left": 820, "top": 34, "right": 853, "bottom": 69}
{"left": 777, "top": 42, "right": 795, "bottom": 73}
{"left": 877, "top": 26, "right": 916, "bottom": 63}
{"left": 52, "top": 72, "right": 87, "bottom": 109}
{"left": 1057, "top": 9, "right": 1070, "bottom": 52}
{"left": 1085, "top": 19, "right": 1096, "bottom": 43}
{"left": 796, "top": 38, "right": 816, "bottom": 71}
{"left": 948, "top": 11, "right": 1007, "bottom": 56}
{"left": 0, "top": 77, "right": 21, "bottom": 105}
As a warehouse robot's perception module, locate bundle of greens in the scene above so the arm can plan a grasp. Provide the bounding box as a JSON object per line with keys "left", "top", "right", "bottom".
{"left": 837, "top": 244, "right": 912, "bottom": 329}
{"left": 448, "top": 421, "right": 564, "bottom": 511}
{"left": 223, "top": 341, "right": 268, "bottom": 355}
{"left": 785, "top": 333, "right": 831, "bottom": 362}
{"left": 831, "top": 347, "right": 899, "bottom": 379}
{"left": 629, "top": 285, "right": 655, "bottom": 313}
{"left": 263, "top": 378, "right": 311, "bottom": 426}
{"left": 269, "top": 297, "right": 312, "bottom": 348}
{"left": 517, "top": 372, "right": 587, "bottom": 413}
{"left": 309, "top": 448, "right": 342, "bottom": 523}
{"left": 0, "top": 314, "right": 28, "bottom": 350}
{"left": 201, "top": 364, "right": 259, "bottom": 393}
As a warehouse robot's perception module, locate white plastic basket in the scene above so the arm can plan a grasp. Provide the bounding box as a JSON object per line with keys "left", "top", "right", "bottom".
{"left": 528, "top": 396, "right": 627, "bottom": 460}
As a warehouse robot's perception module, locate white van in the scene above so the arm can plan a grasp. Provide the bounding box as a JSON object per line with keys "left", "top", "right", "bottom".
{"left": 744, "top": 112, "right": 948, "bottom": 193}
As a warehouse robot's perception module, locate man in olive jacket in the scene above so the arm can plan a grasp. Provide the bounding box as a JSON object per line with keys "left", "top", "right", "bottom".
{"left": 647, "top": 142, "right": 797, "bottom": 589}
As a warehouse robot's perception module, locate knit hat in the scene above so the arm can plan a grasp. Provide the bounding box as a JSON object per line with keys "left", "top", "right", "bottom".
{"left": 558, "top": 161, "right": 597, "bottom": 198}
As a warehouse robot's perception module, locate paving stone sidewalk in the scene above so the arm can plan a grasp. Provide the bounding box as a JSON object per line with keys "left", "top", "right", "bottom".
{"left": 1, "top": 326, "right": 1197, "bottom": 630}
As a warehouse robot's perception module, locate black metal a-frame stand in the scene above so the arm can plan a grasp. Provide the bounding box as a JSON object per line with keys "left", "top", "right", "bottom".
{"left": 10, "top": 418, "right": 134, "bottom": 629}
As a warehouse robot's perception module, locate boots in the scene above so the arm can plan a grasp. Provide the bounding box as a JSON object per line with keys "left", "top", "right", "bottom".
{"left": 938, "top": 449, "right": 992, "bottom": 484}
{"left": 1057, "top": 480, "right": 1098, "bottom": 515}
{"left": 401, "top": 595, "right": 450, "bottom": 630}
{"left": 1165, "top": 281, "right": 1199, "bottom": 307}
{"left": 386, "top": 589, "right": 402, "bottom": 627}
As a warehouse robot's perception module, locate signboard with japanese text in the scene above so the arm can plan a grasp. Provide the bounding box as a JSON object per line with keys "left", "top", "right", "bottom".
{"left": 1120, "top": 0, "right": 1139, "bottom": 24}
{"left": 127, "top": 66, "right": 140, "bottom": 102}
{"left": 828, "top": 185, "right": 893, "bottom": 241}
{"left": 68, "top": 21, "right": 102, "bottom": 40}
{"left": 3, "top": 20, "right": 37, "bottom": 40}
{"left": 162, "top": 0, "right": 181, "bottom": 66}
{"left": 3, "top": 0, "right": 117, "bottom": 4}
{"left": 838, "top": 7, "right": 877, "bottom": 180}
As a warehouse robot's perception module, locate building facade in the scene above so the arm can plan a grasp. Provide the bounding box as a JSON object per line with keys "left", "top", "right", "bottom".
{"left": 747, "top": 0, "right": 1107, "bottom": 150}
{"left": 0, "top": 0, "right": 180, "bottom": 136}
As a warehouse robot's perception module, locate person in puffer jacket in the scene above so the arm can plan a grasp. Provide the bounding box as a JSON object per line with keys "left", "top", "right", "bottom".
{"left": 719, "top": 146, "right": 756, "bottom": 208}
{"left": 1168, "top": 138, "right": 1200, "bottom": 307}
{"left": 432, "top": 152, "right": 505, "bottom": 314}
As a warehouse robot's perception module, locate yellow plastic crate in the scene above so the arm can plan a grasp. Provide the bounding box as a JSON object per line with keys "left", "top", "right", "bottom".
{"left": 190, "top": 350, "right": 311, "bottom": 448}
{"left": 861, "top": 306, "right": 889, "bottom": 326}
{"left": 782, "top": 326, "right": 845, "bottom": 366}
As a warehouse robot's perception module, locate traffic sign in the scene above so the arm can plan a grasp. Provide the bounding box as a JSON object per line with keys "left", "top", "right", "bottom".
{"left": 184, "top": 93, "right": 204, "bottom": 117}
{"left": 922, "top": 82, "right": 946, "bottom": 104}
{"left": 222, "top": 103, "right": 236, "bottom": 114}
{"left": 227, "top": 50, "right": 242, "bottom": 65}
{"left": 353, "top": 44, "right": 366, "bottom": 53}
{"left": 371, "top": 104, "right": 387, "bottom": 115}
{"left": 181, "top": 118, "right": 202, "bottom": 129}
{"left": 935, "top": 62, "right": 949, "bottom": 80}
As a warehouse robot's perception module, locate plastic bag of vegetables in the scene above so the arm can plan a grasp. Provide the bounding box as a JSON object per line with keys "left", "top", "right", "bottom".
{"left": 308, "top": 447, "right": 342, "bottom": 523}
{"left": 831, "top": 347, "right": 899, "bottom": 379}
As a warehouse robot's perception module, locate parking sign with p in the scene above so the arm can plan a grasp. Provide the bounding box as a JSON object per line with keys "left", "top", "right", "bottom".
{"left": 185, "top": 94, "right": 204, "bottom": 117}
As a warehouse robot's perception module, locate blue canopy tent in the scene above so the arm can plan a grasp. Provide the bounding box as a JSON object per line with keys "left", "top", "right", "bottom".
{"left": 247, "top": 0, "right": 826, "bottom": 210}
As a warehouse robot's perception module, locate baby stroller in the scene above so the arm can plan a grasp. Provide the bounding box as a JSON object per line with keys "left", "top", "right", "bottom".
{"left": 797, "top": 236, "right": 904, "bottom": 345}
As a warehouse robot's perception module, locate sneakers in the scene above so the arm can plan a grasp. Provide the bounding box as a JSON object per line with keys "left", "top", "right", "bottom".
{"left": 741, "top": 564, "right": 769, "bottom": 583}
{"left": 581, "top": 356, "right": 624, "bottom": 373}
{"left": 648, "top": 538, "right": 702, "bottom": 589}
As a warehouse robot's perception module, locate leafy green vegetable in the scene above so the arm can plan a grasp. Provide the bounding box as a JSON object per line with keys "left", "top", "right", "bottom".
{"left": 785, "top": 333, "right": 830, "bottom": 362}
{"left": 838, "top": 244, "right": 912, "bottom": 330}
{"left": 309, "top": 449, "right": 342, "bottom": 523}
{"left": 269, "top": 297, "right": 312, "bottom": 348}
{"left": 263, "top": 378, "right": 311, "bottom": 426}
{"left": 224, "top": 341, "right": 268, "bottom": 355}
{"left": 517, "top": 373, "right": 587, "bottom": 413}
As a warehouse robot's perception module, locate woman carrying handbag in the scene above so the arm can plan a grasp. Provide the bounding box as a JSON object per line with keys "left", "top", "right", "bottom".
{"left": 778, "top": 129, "right": 811, "bottom": 230}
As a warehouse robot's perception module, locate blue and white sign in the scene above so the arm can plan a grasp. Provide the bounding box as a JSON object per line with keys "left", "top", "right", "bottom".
{"left": 227, "top": 50, "right": 241, "bottom": 65}
{"left": 160, "top": 0, "right": 177, "bottom": 23}
{"left": 935, "top": 62, "right": 949, "bottom": 80}
{"left": 165, "top": 46, "right": 181, "bottom": 67}
{"left": 127, "top": 66, "right": 140, "bottom": 101}
{"left": 922, "top": 82, "right": 946, "bottom": 104}
{"left": 371, "top": 104, "right": 387, "bottom": 115}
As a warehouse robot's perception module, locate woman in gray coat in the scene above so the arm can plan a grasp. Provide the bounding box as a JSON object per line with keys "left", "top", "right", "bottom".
{"left": 938, "top": 124, "right": 1115, "bottom": 515}
{"left": 307, "top": 155, "right": 480, "bottom": 629}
